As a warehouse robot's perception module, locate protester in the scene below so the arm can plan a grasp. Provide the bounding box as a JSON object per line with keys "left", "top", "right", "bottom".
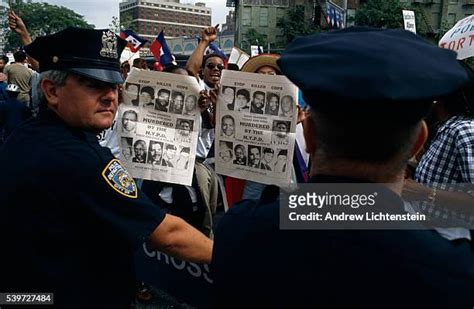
{"left": 185, "top": 25, "right": 223, "bottom": 237}
{"left": 414, "top": 62, "right": 474, "bottom": 241}
{"left": 0, "top": 55, "right": 8, "bottom": 90}
{"left": 0, "top": 84, "right": 31, "bottom": 144}
{"left": 4, "top": 50, "right": 32, "bottom": 105}
{"left": 0, "top": 27, "right": 212, "bottom": 308}
{"left": 239, "top": 54, "right": 285, "bottom": 201}
{"left": 212, "top": 27, "right": 474, "bottom": 306}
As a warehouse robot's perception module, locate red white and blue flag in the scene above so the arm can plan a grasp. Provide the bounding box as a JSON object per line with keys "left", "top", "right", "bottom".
{"left": 119, "top": 30, "right": 148, "bottom": 53}
{"left": 204, "top": 42, "right": 228, "bottom": 67}
{"left": 149, "top": 30, "right": 175, "bottom": 66}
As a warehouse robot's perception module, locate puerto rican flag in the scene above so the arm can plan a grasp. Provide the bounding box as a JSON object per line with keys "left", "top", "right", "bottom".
{"left": 119, "top": 30, "right": 148, "bottom": 53}
{"left": 149, "top": 30, "right": 175, "bottom": 66}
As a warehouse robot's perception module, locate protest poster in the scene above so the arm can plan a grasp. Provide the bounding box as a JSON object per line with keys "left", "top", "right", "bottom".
{"left": 215, "top": 70, "right": 298, "bottom": 187}
{"left": 118, "top": 68, "right": 201, "bottom": 186}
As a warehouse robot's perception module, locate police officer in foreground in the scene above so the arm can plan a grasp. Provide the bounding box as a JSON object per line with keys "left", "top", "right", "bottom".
{"left": 0, "top": 28, "right": 212, "bottom": 308}
{"left": 212, "top": 28, "right": 474, "bottom": 307}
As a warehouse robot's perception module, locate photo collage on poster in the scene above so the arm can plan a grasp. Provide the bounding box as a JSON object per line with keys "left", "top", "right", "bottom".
{"left": 216, "top": 70, "right": 298, "bottom": 187}
{"left": 118, "top": 69, "right": 201, "bottom": 186}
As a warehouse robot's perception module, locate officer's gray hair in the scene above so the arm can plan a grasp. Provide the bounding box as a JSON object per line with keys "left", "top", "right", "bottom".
{"left": 37, "top": 70, "right": 70, "bottom": 105}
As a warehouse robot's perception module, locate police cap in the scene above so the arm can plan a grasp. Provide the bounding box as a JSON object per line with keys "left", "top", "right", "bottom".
{"left": 278, "top": 27, "right": 470, "bottom": 122}
{"left": 25, "top": 27, "right": 127, "bottom": 84}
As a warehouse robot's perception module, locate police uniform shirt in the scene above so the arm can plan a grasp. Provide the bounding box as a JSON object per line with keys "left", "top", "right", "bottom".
{"left": 0, "top": 109, "right": 166, "bottom": 308}
{"left": 212, "top": 175, "right": 474, "bottom": 307}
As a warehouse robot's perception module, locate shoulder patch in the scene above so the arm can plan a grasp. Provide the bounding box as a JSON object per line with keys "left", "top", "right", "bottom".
{"left": 101, "top": 159, "right": 138, "bottom": 198}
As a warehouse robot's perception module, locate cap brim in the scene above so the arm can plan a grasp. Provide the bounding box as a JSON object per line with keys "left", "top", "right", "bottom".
{"left": 67, "top": 68, "right": 124, "bottom": 84}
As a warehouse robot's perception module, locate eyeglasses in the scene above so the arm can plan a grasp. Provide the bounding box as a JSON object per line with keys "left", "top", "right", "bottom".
{"left": 206, "top": 63, "right": 225, "bottom": 71}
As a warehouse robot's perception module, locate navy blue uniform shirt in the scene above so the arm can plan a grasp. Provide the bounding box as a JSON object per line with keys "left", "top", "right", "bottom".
{"left": 212, "top": 175, "right": 474, "bottom": 307}
{"left": 0, "top": 109, "right": 166, "bottom": 308}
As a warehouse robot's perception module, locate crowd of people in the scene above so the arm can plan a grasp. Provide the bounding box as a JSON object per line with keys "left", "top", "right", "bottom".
{"left": 1, "top": 8, "right": 474, "bottom": 308}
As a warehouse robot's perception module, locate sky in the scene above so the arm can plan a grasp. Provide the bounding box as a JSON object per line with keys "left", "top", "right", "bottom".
{"left": 38, "top": 0, "right": 231, "bottom": 29}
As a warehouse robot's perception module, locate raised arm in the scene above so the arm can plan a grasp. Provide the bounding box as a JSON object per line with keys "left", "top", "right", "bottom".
{"left": 185, "top": 25, "right": 218, "bottom": 79}
{"left": 9, "top": 10, "right": 39, "bottom": 72}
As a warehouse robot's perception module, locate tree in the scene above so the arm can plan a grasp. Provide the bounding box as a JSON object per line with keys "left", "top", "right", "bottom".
{"left": 277, "top": 5, "right": 319, "bottom": 47}
{"left": 245, "top": 28, "right": 267, "bottom": 50}
{"left": 120, "top": 13, "right": 136, "bottom": 32}
{"left": 353, "top": 0, "right": 404, "bottom": 29}
{"left": 5, "top": 0, "right": 93, "bottom": 51}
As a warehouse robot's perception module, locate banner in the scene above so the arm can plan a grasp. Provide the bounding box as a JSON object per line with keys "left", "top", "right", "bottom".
{"left": 119, "top": 68, "right": 201, "bottom": 186}
{"left": 215, "top": 70, "right": 298, "bottom": 187}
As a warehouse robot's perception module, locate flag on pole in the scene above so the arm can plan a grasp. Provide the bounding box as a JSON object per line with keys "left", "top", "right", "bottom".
{"left": 149, "top": 30, "right": 175, "bottom": 66}
{"left": 119, "top": 30, "right": 148, "bottom": 53}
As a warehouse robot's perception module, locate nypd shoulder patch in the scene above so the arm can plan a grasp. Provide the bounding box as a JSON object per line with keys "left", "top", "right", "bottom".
{"left": 101, "top": 159, "right": 138, "bottom": 198}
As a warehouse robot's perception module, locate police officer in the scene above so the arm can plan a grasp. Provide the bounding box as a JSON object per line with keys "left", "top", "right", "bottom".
{"left": 0, "top": 27, "right": 212, "bottom": 308}
{"left": 212, "top": 28, "right": 474, "bottom": 306}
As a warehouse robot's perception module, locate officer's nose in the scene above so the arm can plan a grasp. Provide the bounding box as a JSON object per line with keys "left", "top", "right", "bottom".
{"left": 100, "top": 85, "right": 118, "bottom": 105}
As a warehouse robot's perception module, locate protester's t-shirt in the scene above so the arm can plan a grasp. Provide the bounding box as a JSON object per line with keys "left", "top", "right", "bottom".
{"left": 4, "top": 63, "right": 32, "bottom": 104}
{"left": 196, "top": 79, "right": 215, "bottom": 159}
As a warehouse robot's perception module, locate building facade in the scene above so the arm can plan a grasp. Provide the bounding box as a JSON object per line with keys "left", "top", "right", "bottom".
{"left": 222, "top": 9, "right": 236, "bottom": 34}
{"left": 229, "top": 0, "right": 317, "bottom": 51}
{"left": 400, "top": 0, "right": 474, "bottom": 35}
{"left": 119, "top": 0, "right": 212, "bottom": 40}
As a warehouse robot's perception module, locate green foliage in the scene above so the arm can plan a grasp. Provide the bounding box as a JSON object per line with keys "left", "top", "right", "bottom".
{"left": 354, "top": 0, "right": 404, "bottom": 29}
{"left": 5, "top": 0, "right": 93, "bottom": 51}
{"left": 245, "top": 28, "right": 267, "bottom": 48}
{"left": 120, "top": 13, "right": 136, "bottom": 32}
{"left": 277, "top": 5, "right": 319, "bottom": 46}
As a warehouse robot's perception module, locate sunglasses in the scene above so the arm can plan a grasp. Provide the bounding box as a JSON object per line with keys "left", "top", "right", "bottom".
{"left": 206, "top": 63, "right": 225, "bottom": 70}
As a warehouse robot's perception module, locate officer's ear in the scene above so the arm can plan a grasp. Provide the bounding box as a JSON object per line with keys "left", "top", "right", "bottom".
{"left": 410, "top": 120, "right": 428, "bottom": 157}
{"left": 41, "top": 78, "right": 61, "bottom": 110}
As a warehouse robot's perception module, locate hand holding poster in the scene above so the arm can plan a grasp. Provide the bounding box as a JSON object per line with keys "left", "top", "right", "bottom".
{"left": 119, "top": 68, "right": 201, "bottom": 186}
{"left": 215, "top": 70, "right": 298, "bottom": 187}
